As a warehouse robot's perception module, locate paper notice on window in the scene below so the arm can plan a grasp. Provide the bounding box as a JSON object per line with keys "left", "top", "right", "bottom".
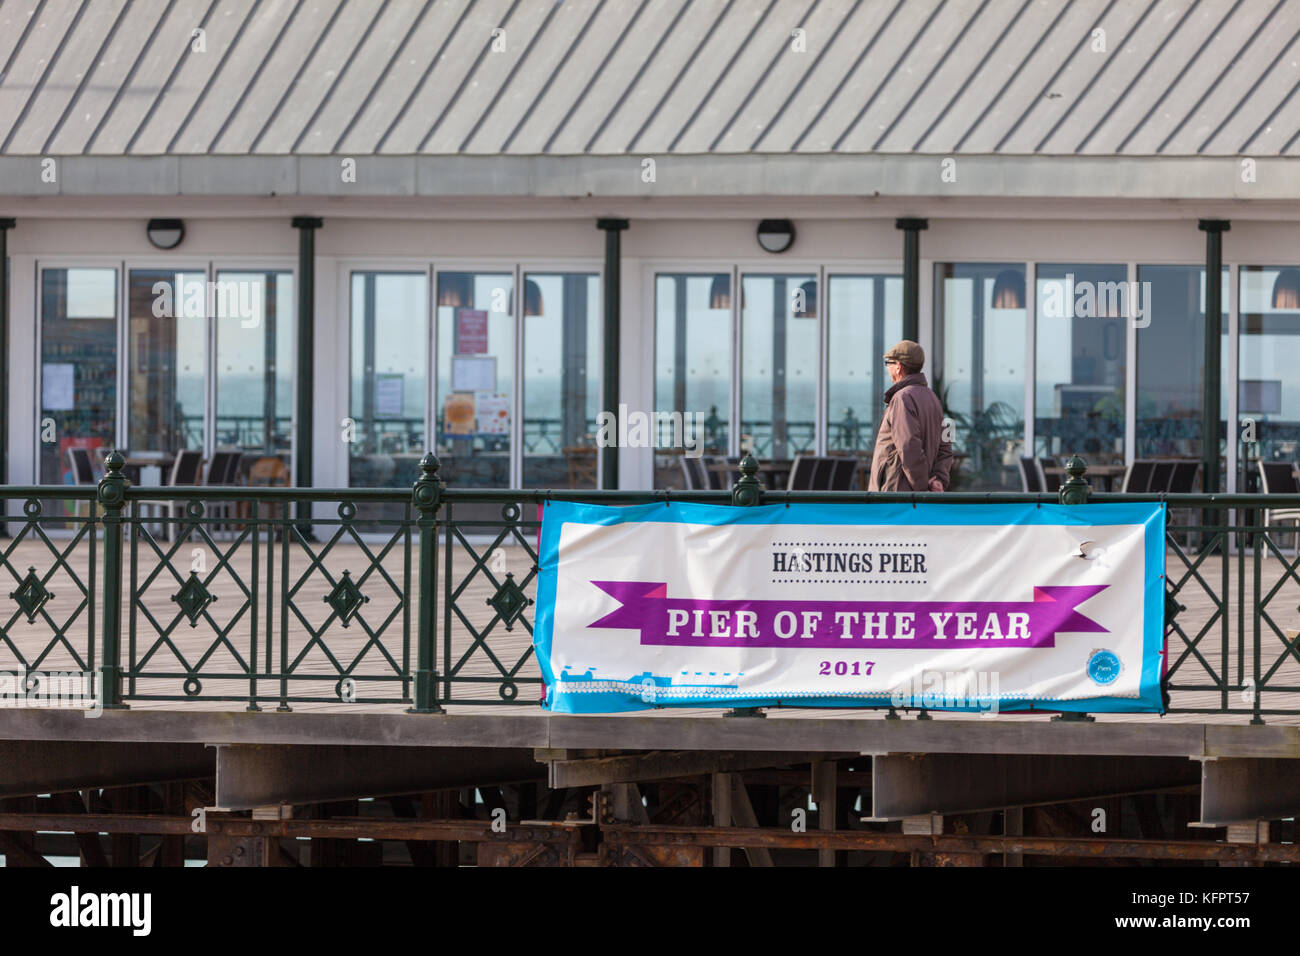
{"left": 42, "top": 363, "right": 75, "bottom": 411}
{"left": 375, "top": 373, "right": 404, "bottom": 418}
{"left": 452, "top": 355, "right": 496, "bottom": 392}
{"left": 476, "top": 392, "right": 510, "bottom": 435}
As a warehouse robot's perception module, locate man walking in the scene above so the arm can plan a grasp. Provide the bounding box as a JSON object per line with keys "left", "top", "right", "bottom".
{"left": 867, "top": 340, "right": 954, "bottom": 493}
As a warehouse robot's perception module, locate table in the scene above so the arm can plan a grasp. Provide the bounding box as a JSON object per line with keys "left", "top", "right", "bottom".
{"left": 122, "top": 454, "right": 176, "bottom": 485}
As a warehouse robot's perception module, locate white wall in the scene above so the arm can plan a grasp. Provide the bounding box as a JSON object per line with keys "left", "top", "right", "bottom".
{"left": 5, "top": 202, "right": 1299, "bottom": 490}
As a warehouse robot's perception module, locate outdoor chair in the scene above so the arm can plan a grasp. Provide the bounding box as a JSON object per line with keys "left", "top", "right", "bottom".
{"left": 1149, "top": 461, "right": 1175, "bottom": 493}
{"left": 786, "top": 455, "right": 819, "bottom": 491}
{"left": 136, "top": 449, "right": 204, "bottom": 539}
{"left": 679, "top": 456, "right": 707, "bottom": 490}
{"left": 1038, "top": 457, "right": 1062, "bottom": 492}
{"left": 1121, "top": 460, "right": 1154, "bottom": 493}
{"left": 829, "top": 456, "right": 857, "bottom": 491}
{"left": 1259, "top": 461, "right": 1300, "bottom": 556}
{"left": 65, "top": 448, "right": 97, "bottom": 521}
{"left": 810, "top": 457, "right": 836, "bottom": 490}
{"left": 1018, "top": 457, "right": 1044, "bottom": 493}
{"left": 205, "top": 449, "right": 244, "bottom": 534}
{"left": 702, "top": 455, "right": 726, "bottom": 490}
{"left": 1167, "top": 461, "right": 1201, "bottom": 550}
{"left": 245, "top": 456, "right": 291, "bottom": 535}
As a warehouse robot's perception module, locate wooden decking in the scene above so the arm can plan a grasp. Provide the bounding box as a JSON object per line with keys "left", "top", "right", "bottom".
{"left": 1, "top": 529, "right": 1298, "bottom": 724}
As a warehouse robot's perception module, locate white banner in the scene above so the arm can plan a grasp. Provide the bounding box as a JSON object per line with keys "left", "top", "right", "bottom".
{"left": 534, "top": 501, "right": 1165, "bottom": 714}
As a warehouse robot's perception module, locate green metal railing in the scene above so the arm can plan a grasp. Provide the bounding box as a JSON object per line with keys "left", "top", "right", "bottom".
{"left": 1, "top": 452, "right": 1299, "bottom": 721}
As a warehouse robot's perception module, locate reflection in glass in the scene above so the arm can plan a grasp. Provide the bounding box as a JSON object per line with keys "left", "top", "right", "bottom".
{"left": 435, "top": 272, "right": 513, "bottom": 488}
{"left": 934, "top": 263, "right": 1027, "bottom": 490}
{"left": 1135, "top": 266, "right": 1228, "bottom": 483}
{"left": 1034, "top": 264, "right": 1126, "bottom": 464}
{"left": 654, "top": 274, "right": 731, "bottom": 488}
{"left": 1239, "top": 266, "right": 1300, "bottom": 479}
{"left": 215, "top": 271, "right": 294, "bottom": 479}
{"left": 128, "top": 269, "right": 207, "bottom": 455}
{"left": 40, "top": 268, "right": 118, "bottom": 486}
{"left": 522, "top": 273, "right": 601, "bottom": 488}
{"left": 741, "top": 273, "right": 817, "bottom": 460}
{"left": 826, "top": 275, "right": 902, "bottom": 455}
{"left": 349, "top": 272, "right": 427, "bottom": 491}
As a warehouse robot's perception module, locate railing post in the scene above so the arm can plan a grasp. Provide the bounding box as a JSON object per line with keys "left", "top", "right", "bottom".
{"left": 1056, "top": 455, "right": 1095, "bottom": 721}
{"left": 97, "top": 451, "right": 129, "bottom": 710}
{"left": 727, "top": 454, "right": 765, "bottom": 717}
{"left": 409, "top": 453, "right": 444, "bottom": 714}
{"left": 730, "top": 453, "right": 763, "bottom": 507}
{"left": 1058, "top": 454, "right": 1090, "bottom": 505}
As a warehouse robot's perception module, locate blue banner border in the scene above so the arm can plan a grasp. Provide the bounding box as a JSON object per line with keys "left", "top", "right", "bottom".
{"left": 533, "top": 501, "right": 1166, "bottom": 715}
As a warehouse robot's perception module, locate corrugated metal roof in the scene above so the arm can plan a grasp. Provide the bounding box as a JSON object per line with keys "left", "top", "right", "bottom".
{"left": 1, "top": 0, "right": 1298, "bottom": 157}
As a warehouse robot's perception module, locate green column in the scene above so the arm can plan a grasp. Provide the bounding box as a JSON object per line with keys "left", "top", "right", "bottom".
{"left": 0, "top": 219, "right": 12, "bottom": 538}
{"left": 1198, "top": 220, "right": 1229, "bottom": 494}
{"left": 597, "top": 219, "right": 628, "bottom": 489}
{"left": 292, "top": 217, "right": 322, "bottom": 529}
{"left": 97, "top": 451, "right": 129, "bottom": 709}
{"left": 896, "top": 218, "right": 928, "bottom": 343}
{"left": 409, "top": 453, "right": 444, "bottom": 713}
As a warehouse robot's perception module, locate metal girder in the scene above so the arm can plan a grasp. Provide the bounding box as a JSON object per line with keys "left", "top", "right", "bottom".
{"left": 812, "top": 759, "right": 837, "bottom": 868}
{"left": 600, "top": 824, "right": 1300, "bottom": 863}
{"left": 0, "top": 740, "right": 212, "bottom": 798}
{"left": 213, "top": 745, "right": 541, "bottom": 810}
{"left": 545, "top": 750, "right": 824, "bottom": 788}
{"left": 0, "top": 830, "right": 51, "bottom": 867}
{"left": 6, "top": 710, "right": 1300, "bottom": 762}
{"left": 868, "top": 753, "right": 1199, "bottom": 819}
{"left": 1198, "top": 757, "right": 1300, "bottom": 825}
{"left": 0, "top": 812, "right": 584, "bottom": 846}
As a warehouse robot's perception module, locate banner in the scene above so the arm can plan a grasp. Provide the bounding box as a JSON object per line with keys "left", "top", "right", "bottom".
{"left": 533, "top": 501, "right": 1165, "bottom": 714}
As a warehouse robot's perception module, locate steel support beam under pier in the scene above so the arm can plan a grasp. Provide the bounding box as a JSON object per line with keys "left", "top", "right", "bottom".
{"left": 0, "top": 741, "right": 213, "bottom": 798}
{"left": 545, "top": 750, "right": 838, "bottom": 788}
{"left": 601, "top": 824, "right": 1300, "bottom": 863}
{"left": 1198, "top": 757, "right": 1300, "bottom": 825}
{"left": 868, "top": 754, "right": 1200, "bottom": 819}
{"left": 213, "top": 745, "right": 542, "bottom": 810}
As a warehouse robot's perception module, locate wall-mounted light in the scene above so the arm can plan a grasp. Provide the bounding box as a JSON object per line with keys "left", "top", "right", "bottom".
{"left": 1272, "top": 268, "right": 1300, "bottom": 309}
{"left": 523, "top": 278, "right": 543, "bottom": 316}
{"left": 146, "top": 218, "right": 185, "bottom": 250}
{"left": 438, "top": 274, "right": 472, "bottom": 308}
{"left": 756, "top": 219, "right": 796, "bottom": 254}
{"left": 991, "top": 268, "right": 1025, "bottom": 309}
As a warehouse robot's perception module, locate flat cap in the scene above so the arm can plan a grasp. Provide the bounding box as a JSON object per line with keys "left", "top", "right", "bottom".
{"left": 883, "top": 340, "right": 925, "bottom": 369}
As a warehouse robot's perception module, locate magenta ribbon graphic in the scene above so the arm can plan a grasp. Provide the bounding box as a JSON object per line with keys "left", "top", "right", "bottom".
{"left": 588, "top": 581, "right": 1108, "bottom": 648}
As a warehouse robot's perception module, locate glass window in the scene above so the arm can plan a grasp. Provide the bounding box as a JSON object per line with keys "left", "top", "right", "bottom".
{"left": 522, "top": 273, "right": 601, "bottom": 488}
{"left": 39, "top": 268, "right": 118, "bottom": 485}
{"left": 654, "top": 273, "right": 731, "bottom": 488}
{"left": 127, "top": 269, "right": 207, "bottom": 456}
{"left": 215, "top": 271, "right": 294, "bottom": 480}
{"left": 1135, "top": 266, "right": 1228, "bottom": 482}
{"left": 826, "top": 275, "right": 902, "bottom": 455}
{"left": 934, "top": 263, "right": 1027, "bottom": 490}
{"left": 435, "top": 271, "right": 513, "bottom": 488}
{"left": 741, "top": 273, "right": 817, "bottom": 460}
{"left": 1239, "top": 266, "right": 1300, "bottom": 477}
{"left": 349, "top": 272, "right": 428, "bottom": 491}
{"left": 1034, "top": 264, "right": 1127, "bottom": 465}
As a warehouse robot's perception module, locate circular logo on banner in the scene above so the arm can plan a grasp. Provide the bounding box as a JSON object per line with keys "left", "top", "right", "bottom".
{"left": 1087, "top": 649, "right": 1122, "bottom": 685}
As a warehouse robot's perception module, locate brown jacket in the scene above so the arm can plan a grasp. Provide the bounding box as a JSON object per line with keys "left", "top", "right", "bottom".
{"left": 868, "top": 372, "right": 954, "bottom": 492}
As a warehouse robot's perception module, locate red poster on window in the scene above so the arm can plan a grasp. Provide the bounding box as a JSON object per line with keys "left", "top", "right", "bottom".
{"left": 456, "top": 309, "right": 488, "bottom": 354}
